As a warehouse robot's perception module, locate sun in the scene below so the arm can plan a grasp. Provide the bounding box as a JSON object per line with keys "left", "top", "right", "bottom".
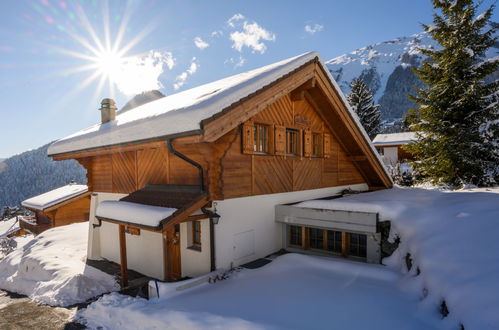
{"left": 94, "top": 49, "right": 124, "bottom": 83}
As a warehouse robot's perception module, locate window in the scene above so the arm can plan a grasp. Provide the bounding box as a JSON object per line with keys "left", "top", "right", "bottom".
{"left": 348, "top": 233, "right": 367, "bottom": 258}
{"left": 309, "top": 228, "right": 324, "bottom": 249}
{"left": 289, "top": 225, "right": 302, "bottom": 246}
{"left": 286, "top": 129, "right": 300, "bottom": 156}
{"left": 377, "top": 147, "right": 384, "bottom": 156}
{"left": 191, "top": 221, "right": 201, "bottom": 249}
{"left": 253, "top": 124, "right": 270, "bottom": 153}
{"left": 312, "top": 133, "right": 322, "bottom": 157}
{"left": 327, "top": 230, "right": 342, "bottom": 253}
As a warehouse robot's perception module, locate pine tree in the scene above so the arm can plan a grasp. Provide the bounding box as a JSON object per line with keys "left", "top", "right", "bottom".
{"left": 347, "top": 78, "right": 381, "bottom": 139}
{"left": 406, "top": 0, "right": 498, "bottom": 186}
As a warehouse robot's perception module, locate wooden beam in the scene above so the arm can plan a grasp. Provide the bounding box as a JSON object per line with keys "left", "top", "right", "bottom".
{"left": 162, "top": 228, "right": 169, "bottom": 281}
{"left": 118, "top": 224, "right": 128, "bottom": 288}
{"left": 163, "top": 197, "right": 210, "bottom": 230}
{"left": 202, "top": 62, "right": 316, "bottom": 142}
{"left": 186, "top": 214, "right": 210, "bottom": 221}
{"left": 347, "top": 155, "right": 368, "bottom": 162}
{"left": 51, "top": 135, "right": 203, "bottom": 161}
{"left": 341, "top": 231, "right": 348, "bottom": 258}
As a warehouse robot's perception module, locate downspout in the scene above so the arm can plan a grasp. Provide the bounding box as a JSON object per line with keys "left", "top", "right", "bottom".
{"left": 202, "top": 207, "right": 220, "bottom": 272}
{"left": 167, "top": 139, "right": 205, "bottom": 192}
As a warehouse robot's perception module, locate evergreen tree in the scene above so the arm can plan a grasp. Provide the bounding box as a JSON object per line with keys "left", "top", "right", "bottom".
{"left": 347, "top": 78, "right": 381, "bottom": 139}
{"left": 406, "top": 0, "right": 498, "bottom": 186}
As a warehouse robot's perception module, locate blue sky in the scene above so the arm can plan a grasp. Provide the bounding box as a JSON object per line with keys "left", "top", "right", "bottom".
{"left": 0, "top": 0, "right": 496, "bottom": 158}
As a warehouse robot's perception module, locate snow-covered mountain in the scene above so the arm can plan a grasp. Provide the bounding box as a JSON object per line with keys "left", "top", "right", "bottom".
{"left": 326, "top": 29, "right": 498, "bottom": 121}
{"left": 0, "top": 143, "right": 86, "bottom": 210}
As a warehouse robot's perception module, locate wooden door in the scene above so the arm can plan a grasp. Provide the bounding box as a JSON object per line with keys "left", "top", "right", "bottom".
{"left": 166, "top": 224, "right": 182, "bottom": 280}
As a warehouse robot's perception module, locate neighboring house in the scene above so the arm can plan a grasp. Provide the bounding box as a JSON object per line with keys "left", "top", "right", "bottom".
{"left": 0, "top": 217, "right": 24, "bottom": 238}
{"left": 21, "top": 184, "right": 90, "bottom": 234}
{"left": 48, "top": 52, "right": 392, "bottom": 287}
{"left": 372, "top": 132, "right": 417, "bottom": 167}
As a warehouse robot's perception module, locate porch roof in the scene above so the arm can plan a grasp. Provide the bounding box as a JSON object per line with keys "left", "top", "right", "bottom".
{"left": 95, "top": 184, "right": 209, "bottom": 231}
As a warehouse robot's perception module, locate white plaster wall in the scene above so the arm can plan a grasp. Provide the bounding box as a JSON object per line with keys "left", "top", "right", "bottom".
{"left": 213, "top": 183, "right": 368, "bottom": 270}
{"left": 383, "top": 147, "right": 398, "bottom": 166}
{"left": 88, "top": 192, "right": 164, "bottom": 279}
{"left": 180, "top": 218, "right": 211, "bottom": 277}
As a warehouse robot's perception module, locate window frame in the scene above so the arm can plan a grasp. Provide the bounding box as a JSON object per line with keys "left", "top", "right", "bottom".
{"left": 311, "top": 132, "right": 323, "bottom": 158}
{"left": 348, "top": 232, "right": 367, "bottom": 258}
{"left": 288, "top": 225, "right": 302, "bottom": 247}
{"left": 253, "top": 123, "right": 271, "bottom": 154}
{"left": 286, "top": 128, "right": 301, "bottom": 156}
{"left": 190, "top": 220, "right": 202, "bottom": 250}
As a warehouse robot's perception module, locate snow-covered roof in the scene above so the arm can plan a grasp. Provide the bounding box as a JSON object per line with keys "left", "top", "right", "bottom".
{"left": 96, "top": 200, "right": 177, "bottom": 228}
{"left": 21, "top": 184, "right": 88, "bottom": 211}
{"left": 372, "top": 132, "right": 418, "bottom": 146}
{"left": 48, "top": 52, "right": 320, "bottom": 156}
{"left": 0, "top": 217, "right": 20, "bottom": 238}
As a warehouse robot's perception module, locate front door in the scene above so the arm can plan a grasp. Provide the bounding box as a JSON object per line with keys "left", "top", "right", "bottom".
{"left": 166, "top": 224, "right": 182, "bottom": 280}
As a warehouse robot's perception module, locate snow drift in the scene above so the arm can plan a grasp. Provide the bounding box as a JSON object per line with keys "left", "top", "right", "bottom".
{"left": 0, "top": 222, "right": 118, "bottom": 306}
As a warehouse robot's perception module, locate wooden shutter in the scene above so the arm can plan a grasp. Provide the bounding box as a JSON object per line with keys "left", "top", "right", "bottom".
{"left": 303, "top": 129, "right": 312, "bottom": 157}
{"left": 274, "top": 125, "right": 286, "bottom": 156}
{"left": 323, "top": 133, "right": 331, "bottom": 158}
{"left": 242, "top": 122, "right": 254, "bottom": 154}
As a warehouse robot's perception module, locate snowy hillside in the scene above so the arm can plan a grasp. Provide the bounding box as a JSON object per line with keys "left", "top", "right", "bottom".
{"left": 0, "top": 143, "right": 86, "bottom": 210}
{"left": 327, "top": 28, "right": 498, "bottom": 120}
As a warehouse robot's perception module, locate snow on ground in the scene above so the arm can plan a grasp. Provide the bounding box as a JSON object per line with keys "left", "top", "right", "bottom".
{"left": 0, "top": 222, "right": 119, "bottom": 306}
{"left": 77, "top": 253, "right": 440, "bottom": 330}
{"left": 298, "top": 186, "right": 499, "bottom": 330}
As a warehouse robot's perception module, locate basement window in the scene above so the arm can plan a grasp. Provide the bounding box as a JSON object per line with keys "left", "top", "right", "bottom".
{"left": 309, "top": 228, "right": 324, "bottom": 249}
{"left": 348, "top": 233, "right": 367, "bottom": 258}
{"left": 286, "top": 129, "right": 300, "bottom": 156}
{"left": 327, "top": 230, "right": 342, "bottom": 253}
{"left": 253, "top": 124, "right": 270, "bottom": 154}
{"left": 289, "top": 225, "right": 302, "bottom": 247}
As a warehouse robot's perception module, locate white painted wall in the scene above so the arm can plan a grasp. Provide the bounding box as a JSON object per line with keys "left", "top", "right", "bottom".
{"left": 382, "top": 147, "right": 398, "bottom": 166}
{"left": 180, "top": 218, "right": 211, "bottom": 277}
{"left": 88, "top": 192, "right": 164, "bottom": 280}
{"left": 213, "top": 183, "right": 368, "bottom": 270}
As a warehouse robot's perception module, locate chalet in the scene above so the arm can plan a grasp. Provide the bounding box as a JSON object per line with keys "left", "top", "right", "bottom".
{"left": 47, "top": 52, "right": 392, "bottom": 287}
{"left": 373, "top": 132, "right": 417, "bottom": 167}
{"left": 21, "top": 183, "right": 90, "bottom": 234}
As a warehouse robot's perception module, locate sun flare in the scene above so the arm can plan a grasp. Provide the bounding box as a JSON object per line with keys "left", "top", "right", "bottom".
{"left": 94, "top": 50, "right": 124, "bottom": 83}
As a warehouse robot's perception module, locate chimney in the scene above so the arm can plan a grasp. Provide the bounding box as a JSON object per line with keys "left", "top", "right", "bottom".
{"left": 99, "top": 98, "right": 117, "bottom": 124}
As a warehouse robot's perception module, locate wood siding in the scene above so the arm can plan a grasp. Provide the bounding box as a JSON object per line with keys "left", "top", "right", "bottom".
{"left": 53, "top": 196, "right": 91, "bottom": 227}
{"left": 221, "top": 94, "right": 365, "bottom": 199}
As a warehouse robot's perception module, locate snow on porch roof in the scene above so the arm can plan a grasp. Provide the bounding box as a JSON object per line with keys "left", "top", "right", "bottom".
{"left": 372, "top": 132, "right": 418, "bottom": 146}
{"left": 47, "top": 52, "right": 321, "bottom": 156}
{"left": 96, "top": 201, "right": 177, "bottom": 228}
{"left": 95, "top": 184, "right": 208, "bottom": 230}
{"left": 21, "top": 184, "right": 88, "bottom": 211}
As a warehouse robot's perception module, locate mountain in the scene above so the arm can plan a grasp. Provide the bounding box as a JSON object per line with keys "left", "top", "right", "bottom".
{"left": 0, "top": 143, "right": 87, "bottom": 210}
{"left": 119, "top": 90, "right": 165, "bottom": 114}
{"left": 326, "top": 28, "right": 498, "bottom": 123}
